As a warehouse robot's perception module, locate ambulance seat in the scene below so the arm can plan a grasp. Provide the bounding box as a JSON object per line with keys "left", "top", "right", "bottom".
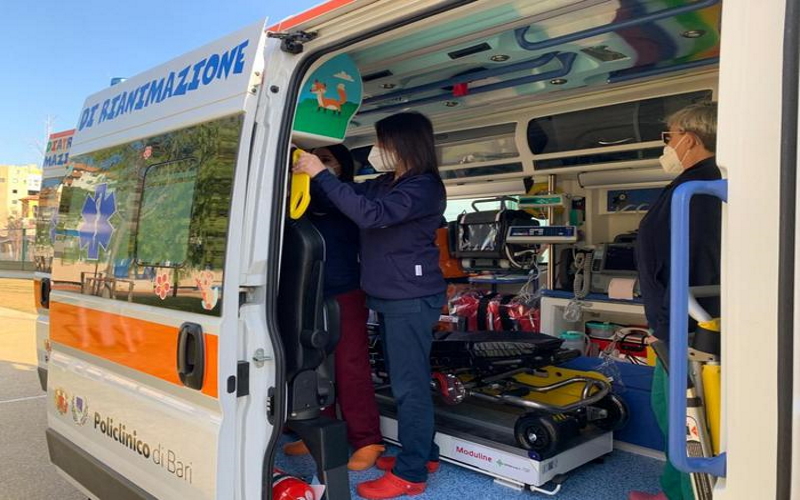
{"left": 318, "top": 297, "right": 340, "bottom": 407}
{"left": 277, "top": 217, "right": 338, "bottom": 418}
{"left": 277, "top": 218, "right": 350, "bottom": 499}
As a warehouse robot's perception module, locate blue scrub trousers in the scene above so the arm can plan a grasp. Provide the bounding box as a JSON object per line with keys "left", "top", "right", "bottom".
{"left": 368, "top": 293, "right": 445, "bottom": 484}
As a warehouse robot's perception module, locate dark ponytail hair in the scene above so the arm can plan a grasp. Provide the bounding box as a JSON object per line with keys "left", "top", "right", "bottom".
{"left": 375, "top": 112, "right": 440, "bottom": 179}
{"left": 323, "top": 144, "right": 355, "bottom": 182}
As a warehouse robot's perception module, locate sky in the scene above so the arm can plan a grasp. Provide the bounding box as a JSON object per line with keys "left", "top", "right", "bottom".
{"left": 0, "top": 0, "right": 326, "bottom": 166}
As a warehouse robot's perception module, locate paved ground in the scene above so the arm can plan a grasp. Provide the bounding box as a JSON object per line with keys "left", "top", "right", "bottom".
{"left": 0, "top": 279, "right": 84, "bottom": 500}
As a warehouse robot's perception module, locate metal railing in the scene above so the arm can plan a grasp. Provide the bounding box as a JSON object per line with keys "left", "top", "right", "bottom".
{"left": 0, "top": 227, "right": 36, "bottom": 272}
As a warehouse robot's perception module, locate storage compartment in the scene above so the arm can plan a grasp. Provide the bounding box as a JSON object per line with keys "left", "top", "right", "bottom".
{"left": 528, "top": 90, "right": 713, "bottom": 171}
{"left": 436, "top": 124, "right": 525, "bottom": 181}
{"left": 436, "top": 123, "right": 518, "bottom": 166}
{"left": 564, "top": 357, "right": 664, "bottom": 452}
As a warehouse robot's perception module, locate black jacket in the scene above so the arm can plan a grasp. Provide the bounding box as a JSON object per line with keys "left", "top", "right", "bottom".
{"left": 636, "top": 157, "right": 722, "bottom": 342}
{"left": 307, "top": 206, "right": 360, "bottom": 298}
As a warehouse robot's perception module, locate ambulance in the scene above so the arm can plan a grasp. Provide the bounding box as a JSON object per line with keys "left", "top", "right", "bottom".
{"left": 44, "top": 0, "right": 796, "bottom": 499}
{"left": 33, "top": 128, "right": 74, "bottom": 390}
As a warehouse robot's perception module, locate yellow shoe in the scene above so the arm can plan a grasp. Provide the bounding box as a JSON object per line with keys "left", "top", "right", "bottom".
{"left": 348, "top": 444, "right": 386, "bottom": 471}
{"left": 283, "top": 440, "right": 310, "bottom": 456}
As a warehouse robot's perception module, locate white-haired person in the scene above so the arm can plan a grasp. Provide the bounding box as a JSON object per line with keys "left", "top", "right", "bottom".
{"left": 631, "top": 101, "right": 722, "bottom": 500}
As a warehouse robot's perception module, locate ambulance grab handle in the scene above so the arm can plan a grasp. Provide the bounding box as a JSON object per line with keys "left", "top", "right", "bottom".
{"left": 290, "top": 173, "right": 311, "bottom": 219}
{"left": 668, "top": 179, "right": 727, "bottom": 478}
{"left": 177, "top": 322, "right": 205, "bottom": 391}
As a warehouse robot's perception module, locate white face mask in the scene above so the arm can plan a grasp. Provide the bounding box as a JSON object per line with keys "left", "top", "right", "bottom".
{"left": 659, "top": 134, "right": 689, "bottom": 174}
{"left": 368, "top": 145, "right": 397, "bottom": 172}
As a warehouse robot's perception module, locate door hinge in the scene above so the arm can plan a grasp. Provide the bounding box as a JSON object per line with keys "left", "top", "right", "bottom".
{"left": 267, "top": 30, "right": 318, "bottom": 54}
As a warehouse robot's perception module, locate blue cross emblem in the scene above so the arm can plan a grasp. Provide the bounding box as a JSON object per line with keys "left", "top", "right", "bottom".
{"left": 78, "top": 183, "right": 116, "bottom": 260}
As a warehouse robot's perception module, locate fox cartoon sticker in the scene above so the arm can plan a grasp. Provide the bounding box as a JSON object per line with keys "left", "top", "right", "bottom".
{"left": 292, "top": 53, "right": 363, "bottom": 144}
{"left": 310, "top": 80, "right": 347, "bottom": 114}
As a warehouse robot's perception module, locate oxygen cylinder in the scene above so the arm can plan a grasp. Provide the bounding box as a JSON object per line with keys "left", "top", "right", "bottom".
{"left": 696, "top": 318, "right": 722, "bottom": 456}
{"left": 272, "top": 469, "right": 316, "bottom": 500}
{"left": 702, "top": 362, "right": 722, "bottom": 455}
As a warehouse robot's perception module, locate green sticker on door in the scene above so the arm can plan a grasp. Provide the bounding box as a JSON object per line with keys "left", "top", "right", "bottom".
{"left": 292, "top": 54, "right": 363, "bottom": 145}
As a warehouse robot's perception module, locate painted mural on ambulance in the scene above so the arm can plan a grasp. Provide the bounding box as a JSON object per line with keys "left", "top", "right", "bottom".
{"left": 52, "top": 114, "right": 244, "bottom": 315}
{"left": 293, "top": 54, "right": 363, "bottom": 141}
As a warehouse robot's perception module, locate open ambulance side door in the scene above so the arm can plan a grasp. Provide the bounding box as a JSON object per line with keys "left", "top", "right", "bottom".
{"left": 46, "top": 20, "right": 267, "bottom": 500}
{"left": 238, "top": 3, "right": 481, "bottom": 498}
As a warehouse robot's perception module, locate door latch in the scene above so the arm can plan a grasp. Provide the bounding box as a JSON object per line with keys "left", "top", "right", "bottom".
{"left": 252, "top": 348, "right": 273, "bottom": 367}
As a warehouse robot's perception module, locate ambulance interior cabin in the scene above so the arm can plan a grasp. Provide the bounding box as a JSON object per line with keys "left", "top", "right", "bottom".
{"left": 281, "top": 0, "right": 721, "bottom": 495}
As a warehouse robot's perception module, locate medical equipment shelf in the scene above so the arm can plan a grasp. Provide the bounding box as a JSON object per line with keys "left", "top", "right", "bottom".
{"left": 468, "top": 274, "right": 530, "bottom": 294}
{"left": 540, "top": 295, "right": 647, "bottom": 340}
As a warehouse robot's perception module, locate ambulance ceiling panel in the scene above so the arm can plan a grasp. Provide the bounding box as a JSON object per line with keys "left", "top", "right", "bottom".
{"left": 348, "top": 0, "right": 721, "bottom": 130}
{"left": 352, "top": 0, "right": 604, "bottom": 68}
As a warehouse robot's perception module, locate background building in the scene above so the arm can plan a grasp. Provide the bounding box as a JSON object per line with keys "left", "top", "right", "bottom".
{"left": 0, "top": 164, "right": 41, "bottom": 261}
{"left": 0, "top": 164, "right": 41, "bottom": 224}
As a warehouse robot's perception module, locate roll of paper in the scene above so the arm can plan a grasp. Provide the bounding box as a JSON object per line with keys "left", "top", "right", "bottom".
{"left": 608, "top": 277, "right": 637, "bottom": 300}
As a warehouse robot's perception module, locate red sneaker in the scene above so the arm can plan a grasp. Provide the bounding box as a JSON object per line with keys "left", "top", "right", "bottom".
{"left": 356, "top": 471, "right": 426, "bottom": 499}
{"left": 375, "top": 456, "right": 440, "bottom": 474}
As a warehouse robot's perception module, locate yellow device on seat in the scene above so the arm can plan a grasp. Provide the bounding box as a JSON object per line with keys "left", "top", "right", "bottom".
{"left": 290, "top": 148, "right": 311, "bottom": 220}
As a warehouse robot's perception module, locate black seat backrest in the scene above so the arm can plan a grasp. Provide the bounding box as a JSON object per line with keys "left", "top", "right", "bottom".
{"left": 277, "top": 218, "right": 336, "bottom": 418}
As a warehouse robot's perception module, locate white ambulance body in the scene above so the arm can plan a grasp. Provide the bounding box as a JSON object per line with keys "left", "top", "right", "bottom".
{"left": 33, "top": 128, "right": 74, "bottom": 391}
{"left": 45, "top": 0, "right": 797, "bottom": 499}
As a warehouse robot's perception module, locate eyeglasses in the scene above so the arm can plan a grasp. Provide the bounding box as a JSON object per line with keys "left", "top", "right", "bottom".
{"left": 661, "top": 131, "right": 685, "bottom": 144}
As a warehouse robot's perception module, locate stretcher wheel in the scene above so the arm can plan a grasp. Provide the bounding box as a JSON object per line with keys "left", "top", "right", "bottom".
{"left": 592, "top": 394, "right": 629, "bottom": 431}
{"left": 514, "top": 414, "right": 559, "bottom": 456}
{"left": 432, "top": 372, "right": 466, "bottom": 405}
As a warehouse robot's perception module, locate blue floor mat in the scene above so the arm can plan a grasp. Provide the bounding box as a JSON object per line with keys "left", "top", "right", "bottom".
{"left": 275, "top": 435, "right": 663, "bottom": 499}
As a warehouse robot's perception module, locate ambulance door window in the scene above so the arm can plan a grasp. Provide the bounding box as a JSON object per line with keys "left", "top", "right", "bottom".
{"left": 135, "top": 159, "right": 199, "bottom": 268}
{"left": 52, "top": 114, "right": 244, "bottom": 316}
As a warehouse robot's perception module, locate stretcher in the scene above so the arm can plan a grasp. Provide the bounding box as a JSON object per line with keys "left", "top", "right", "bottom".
{"left": 371, "top": 330, "right": 629, "bottom": 494}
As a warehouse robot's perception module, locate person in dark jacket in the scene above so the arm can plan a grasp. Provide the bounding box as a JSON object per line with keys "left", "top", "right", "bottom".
{"left": 293, "top": 111, "right": 446, "bottom": 500}
{"left": 282, "top": 144, "right": 385, "bottom": 471}
{"left": 629, "top": 101, "right": 721, "bottom": 500}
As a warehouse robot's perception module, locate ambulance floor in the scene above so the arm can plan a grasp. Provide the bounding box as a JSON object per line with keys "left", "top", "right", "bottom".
{"left": 276, "top": 434, "right": 664, "bottom": 500}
